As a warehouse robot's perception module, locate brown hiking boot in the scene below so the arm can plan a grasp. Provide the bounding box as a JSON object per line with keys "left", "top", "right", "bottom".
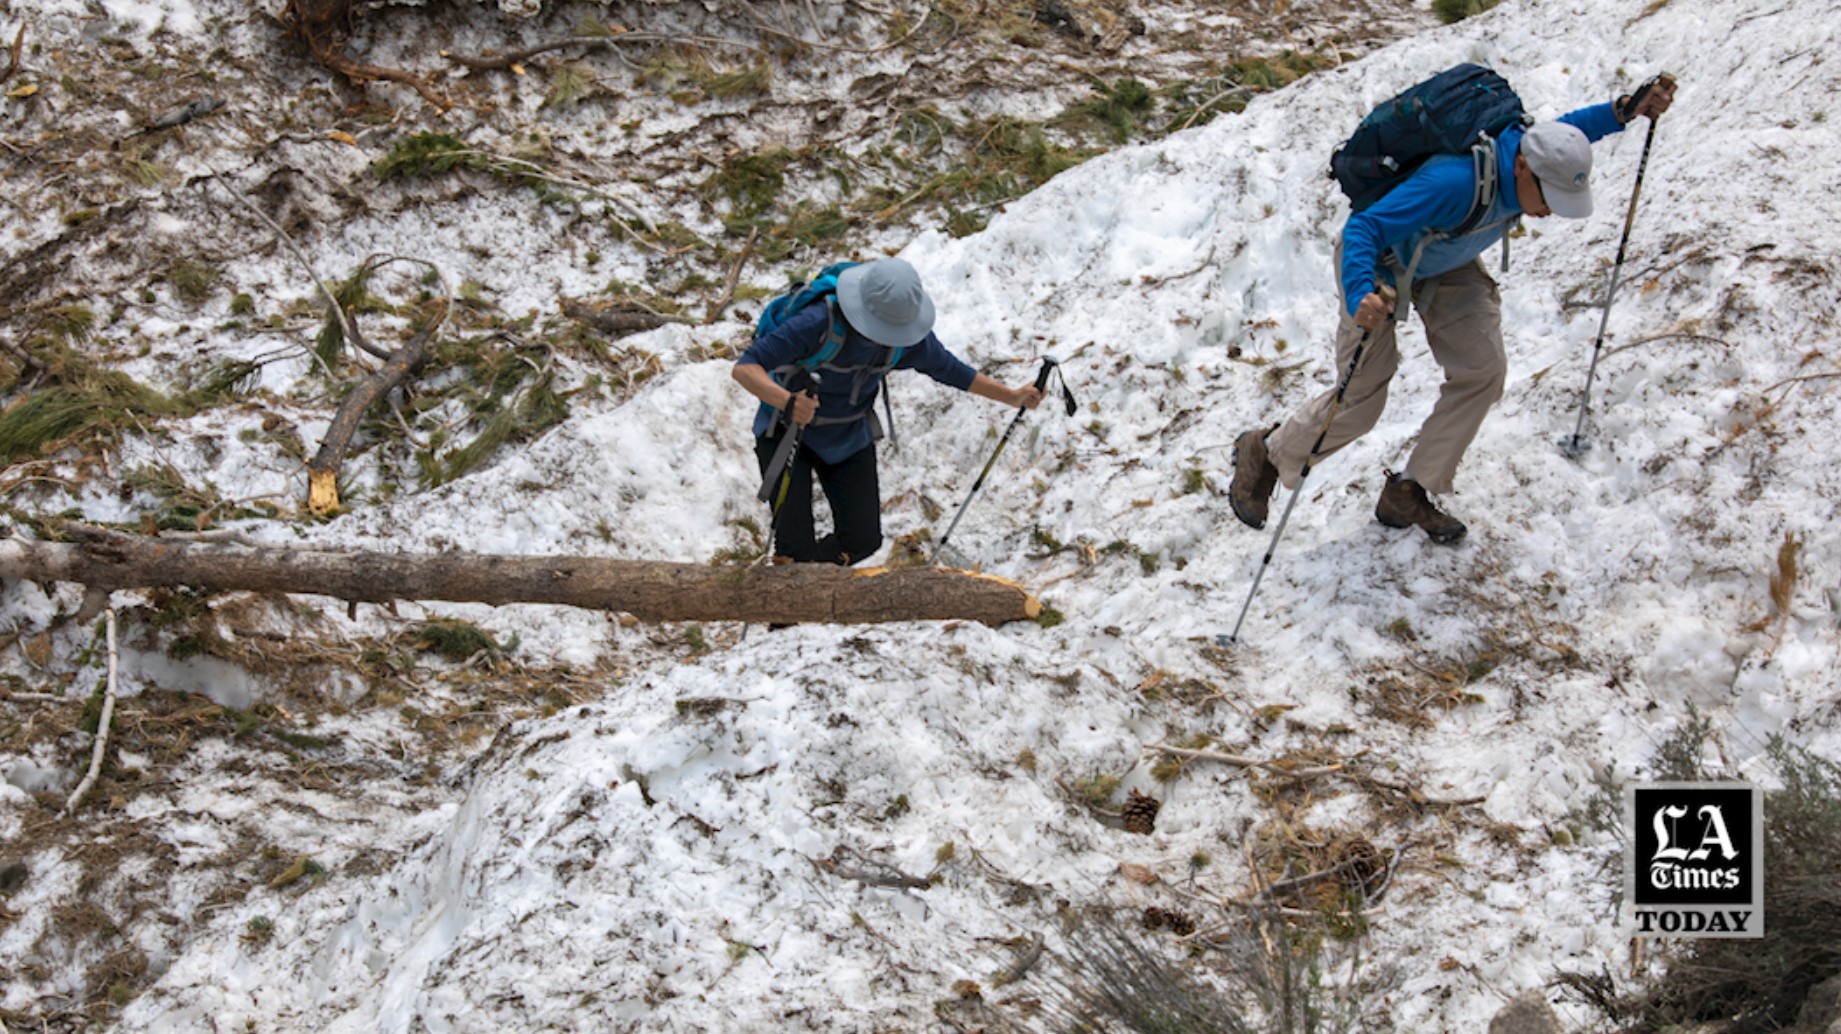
{"left": 1228, "top": 426, "right": 1280, "bottom": 530}
{"left": 1374, "top": 472, "right": 1467, "bottom": 544}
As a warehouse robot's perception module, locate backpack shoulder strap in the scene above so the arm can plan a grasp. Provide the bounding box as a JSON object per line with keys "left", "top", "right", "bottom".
{"left": 800, "top": 296, "right": 850, "bottom": 369}
{"left": 1451, "top": 136, "right": 1500, "bottom": 236}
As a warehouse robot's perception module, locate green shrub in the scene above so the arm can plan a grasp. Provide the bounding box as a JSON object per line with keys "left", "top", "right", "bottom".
{"left": 1564, "top": 738, "right": 1841, "bottom": 1030}
{"left": 1432, "top": 0, "right": 1503, "bottom": 23}
{"left": 1637, "top": 740, "right": 1841, "bottom": 1029}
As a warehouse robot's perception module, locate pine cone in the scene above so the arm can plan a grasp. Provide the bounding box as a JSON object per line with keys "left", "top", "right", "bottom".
{"left": 1142, "top": 906, "right": 1196, "bottom": 936}
{"left": 1336, "top": 837, "right": 1383, "bottom": 885}
{"left": 1122, "top": 788, "right": 1161, "bottom": 835}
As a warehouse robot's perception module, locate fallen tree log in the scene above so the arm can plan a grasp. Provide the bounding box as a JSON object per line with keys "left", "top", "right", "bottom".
{"left": 0, "top": 532, "right": 1040, "bottom": 626}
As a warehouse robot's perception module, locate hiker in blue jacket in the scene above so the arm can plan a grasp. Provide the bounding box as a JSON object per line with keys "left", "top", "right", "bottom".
{"left": 734, "top": 258, "right": 1044, "bottom": 565}
{"left": 1230, "top": 75, "right": 1676, "bottom": 544}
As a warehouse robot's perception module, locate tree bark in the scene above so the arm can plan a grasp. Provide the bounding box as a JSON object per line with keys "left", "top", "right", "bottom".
{"left": 0, "top": 532, "right": 1041, "bottom": 626}
{"left": 561, "top": 299, "right": 687, "bottom": 338}
{"left": 306, "top": 300, "right": 445, "bottom": 515}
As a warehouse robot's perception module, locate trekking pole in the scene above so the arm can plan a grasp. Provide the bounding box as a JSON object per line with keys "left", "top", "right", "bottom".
{"left": 755, "top": 370, "right": 818, "bottom": 567}
{"left": 1561, "top": 74, "right": 1673, "bottom": 457}
{"left": 1222, "top": 287, "right": 1394, "bottom": 647}
{"left": 930, "top": 358, "right": 1058, "bottom": 566}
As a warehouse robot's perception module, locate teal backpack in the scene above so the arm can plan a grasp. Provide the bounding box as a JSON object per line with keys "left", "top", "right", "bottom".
{"left": 754, "top": 261, "right": 908, "bottom": 441}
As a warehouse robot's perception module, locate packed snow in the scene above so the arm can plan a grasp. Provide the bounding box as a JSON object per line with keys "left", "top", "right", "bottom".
{"left": 4, "top": 0, "right": 1840, "bottom": 1029}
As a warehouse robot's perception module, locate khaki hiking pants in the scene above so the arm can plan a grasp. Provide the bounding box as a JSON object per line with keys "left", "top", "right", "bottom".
{"left": 1266, "top": 255, "right": 1505, "bottom": 497}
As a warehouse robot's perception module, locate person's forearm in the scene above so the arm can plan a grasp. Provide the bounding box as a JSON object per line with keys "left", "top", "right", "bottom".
{"left": 734, "top": 363, "right": 794, "bottom": 409}
{"left": 968, "top": 373, "right": 1022, "bottom": 407}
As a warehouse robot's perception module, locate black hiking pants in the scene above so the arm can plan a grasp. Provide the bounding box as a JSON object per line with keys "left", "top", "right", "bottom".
{"left": 755, "top": 433, "right": 882, "bottom": 565}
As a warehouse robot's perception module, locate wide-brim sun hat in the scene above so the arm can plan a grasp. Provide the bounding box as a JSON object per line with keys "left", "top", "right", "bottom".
{"left": 1521, "top": 121, "right": 1594, "bottom": 219}
{"left": 836, "top": 258, "right": 936, "bottom": 347}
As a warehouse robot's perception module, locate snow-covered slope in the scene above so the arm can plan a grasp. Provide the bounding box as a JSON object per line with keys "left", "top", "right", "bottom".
{"left": 6, "top": 0, "right": 1839, "bottom": 1029}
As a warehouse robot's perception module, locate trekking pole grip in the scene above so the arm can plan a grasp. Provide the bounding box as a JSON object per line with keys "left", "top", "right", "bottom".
{"left": 1027, "top": 357, "right": 1057, "bottom": 408}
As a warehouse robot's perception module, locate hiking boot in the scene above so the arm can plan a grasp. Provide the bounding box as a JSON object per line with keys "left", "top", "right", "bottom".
{"left": 1228, "top": 426, "right": 1280, "bottom": 530}
{"left": 1374, "top": 472, "right": 1467, "bottom": 545}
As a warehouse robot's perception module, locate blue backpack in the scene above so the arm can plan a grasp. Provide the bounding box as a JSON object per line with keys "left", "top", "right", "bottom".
{"left": 1329, "top": 63, "right": 1528, "bottom": 235}
{"left": 754, "top": 261, "right": 909, "bottom": 439}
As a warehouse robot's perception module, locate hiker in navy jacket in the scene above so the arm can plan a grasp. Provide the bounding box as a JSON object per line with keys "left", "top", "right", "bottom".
{"left": 734, "top": 258, "right": 1044, "bottom": 565}
{"left": 1229, "top": 75, "right": 1676, "bottom": 544}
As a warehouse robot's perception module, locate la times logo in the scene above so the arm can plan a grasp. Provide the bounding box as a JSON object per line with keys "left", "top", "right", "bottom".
{"left": 1624, "top": 783, "right": 1763, "bottom": 938}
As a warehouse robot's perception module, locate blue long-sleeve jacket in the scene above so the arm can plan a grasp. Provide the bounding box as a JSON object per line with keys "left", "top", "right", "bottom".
{"left": 1339, "top": 102, "right": 1627, "bottom": 315}
{"left": 737, "top": 302, "right": 977, "bottom": 464}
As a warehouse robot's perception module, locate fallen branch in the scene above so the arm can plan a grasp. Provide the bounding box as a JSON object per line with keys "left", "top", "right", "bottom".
{"left": 289, "top": 1, "right": 450, "bottom": 112}
{"left": 1145, "top": 743, "right": 1342, "bottom": 780}
{"left": 561, "top": 299, "right": 687, "bottom": 338}
{"left": 306, "top": 299, "right": 448, "bottom": 513}
{"left": 1, "top": 528, "right": 1043, "bottom": 625}
{"left": 122, "top": 96, "right": 225, "bottom": 141}
{"left": 704, "top": 226, "right": 758, "bottom": 325}
{"left": 1053, "top": 776, "right": 1127, "bottom": 828}
{"left": 63, "top": 606, "right": 118, "bottom": 814}
{"left": 810, "top": 852, "right": 933, "bottom": 891}
{"left": 1348, "top": 768, "right": 1485, "bottom": 807}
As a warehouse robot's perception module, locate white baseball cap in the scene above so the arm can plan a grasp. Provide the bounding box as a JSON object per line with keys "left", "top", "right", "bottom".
{"left": 1521, "top": 121, "right": 1594, "bottom": 219}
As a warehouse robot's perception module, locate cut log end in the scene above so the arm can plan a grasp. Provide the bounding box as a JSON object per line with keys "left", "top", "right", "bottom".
{"left": 307, "top": 469, "right": 339, "bottom": 516}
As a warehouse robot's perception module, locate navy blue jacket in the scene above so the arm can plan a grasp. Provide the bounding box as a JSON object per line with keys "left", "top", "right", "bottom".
{"left": 737, "top": 302, "right": 977, "bottom": 464}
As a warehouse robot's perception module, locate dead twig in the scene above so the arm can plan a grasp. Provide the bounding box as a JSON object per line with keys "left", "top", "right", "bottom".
{"left": 63, "top": 605, "right": 118, "bottom": 814}
{"left": 1348, "top": 767, "right": 1486, "bottom": 807}
{"left": 704, "top": 226, "right": 758, "bottom": 325}
{"left": 288, "top": 0, "right": 450, "bottom": 112}
{"left": 744, "top": 2, "right": 951, "bottom": 54}
{"left": 1053, "top": 776, "right": 1128, "bottom": 828}
{"left": 392, "top": 143, "right": 666, "bottom": 245}
{"left": 0, "top": 24, "right": 23, "bottom": 87}
{"left": 0, "top": 333, "right": 44, "bottom": 379}
{"left": 997, "top": 932, "right": 1045, "bottom": 985}
{"left": 809, "top": 851, "right": 932, "bottom": 891}
{"left": 446, "top": 32, "right": 629, "bottom": 72}
{"left": 1764, "top": 369, "right": 1841, "bottom": 399}
{"left": 1602, "top": 331, "right": 1733, "bottom": 358}
{"left": 1178, "top": 85, "right": 1253, "bottom": 131}
{"left": 120, "top": 96, "right": 225, "bottom": 142}
{"left": 1145, "top": 743, "right": 1342, "bottom": 780}
{"left": 202, "top": 168, "right": 381, "bottom": 365}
